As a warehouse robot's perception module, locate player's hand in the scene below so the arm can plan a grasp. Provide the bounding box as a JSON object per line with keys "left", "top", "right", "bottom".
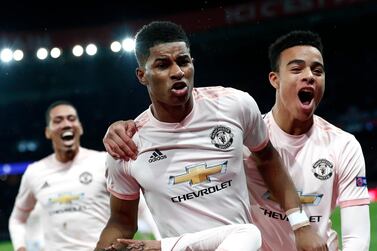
{"left": 103, "top": 120, "right": 138, "bottom": 160}
{"left": 294, "top": 225, "right": 328, "bottom": 251}
{"left": 115, "top": 239, "right": 161, "bottom": 251}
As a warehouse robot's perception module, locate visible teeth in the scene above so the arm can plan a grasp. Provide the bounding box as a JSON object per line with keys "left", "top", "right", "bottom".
{"left": 62, "top": 131, "right": 73, "bottom": 137}
{"left": 61, "top": 131, "right": 74, "bottom": 141}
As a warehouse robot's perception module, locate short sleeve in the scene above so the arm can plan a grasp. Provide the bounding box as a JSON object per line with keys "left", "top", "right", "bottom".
{"left": 106, "top": 154, "right": 140, "bottom": 200}
{"left": 239, "top": 91, "right": 269, "bottom": 152}
{"left": 14, "top": 165, "right": 37, "bottom": 212}
{"left": 337, "top": 136, "right": 370, "bottom": 208}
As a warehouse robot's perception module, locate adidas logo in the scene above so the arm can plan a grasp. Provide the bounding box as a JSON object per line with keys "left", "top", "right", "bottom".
{"left": 149, "top": 149, "right": 167, "bottom": 163}
{"left": 41, "top": 181, "right": 50, "bottom": 189}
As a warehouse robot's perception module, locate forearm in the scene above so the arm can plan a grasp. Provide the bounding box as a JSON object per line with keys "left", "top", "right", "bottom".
{"left": 254, "top": 145, "right": 300, "bottom": 211}
{"left": 341, "top": 205, "right": 370, "bottom": 251}
{"left": 95, "top": 220, "right": 137, "bottom": 250}
{"left": 8, "top": 208, "right": 29, "bottom": 250}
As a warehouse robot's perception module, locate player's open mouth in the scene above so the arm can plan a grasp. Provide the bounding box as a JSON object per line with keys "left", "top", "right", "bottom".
{"left": 171, "top": 82, "right": 188, "bottom": 96}
{"left": 61, "top": 131, "right": 74, "bottom": 141}
{"left": 298, "top": 89, "right": 314, "bottom": 105}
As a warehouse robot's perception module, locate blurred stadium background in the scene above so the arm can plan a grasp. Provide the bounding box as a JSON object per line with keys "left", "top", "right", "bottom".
{"left": 0, "top": 0, "right": 376, "bottom": 250}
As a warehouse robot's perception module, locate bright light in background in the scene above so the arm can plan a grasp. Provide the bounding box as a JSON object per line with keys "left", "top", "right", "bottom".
{"left": 110, "top": 41, "right": 122, "bottom": 52}
{"left": 72, "top": 45, "right": 84, "bottom": 57}
{"left": 36, "top": 48, "right": 48, "bottom": 60}
{"left": 13, "top": 50, "right": 24, "bottom": 61}
{"left": 85, "top": 43, "right": 97, "bottom": 56}
{"left": 122, "top": 38, "right": 135, "bottom": 52}
{"left": 1, "top": 48, "right": 13, "bottom": 62}
{"left": 50, "top": 47, "right": 61, "bottom": 58}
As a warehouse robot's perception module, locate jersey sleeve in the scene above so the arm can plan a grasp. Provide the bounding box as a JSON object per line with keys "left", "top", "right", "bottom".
{"left": 238, "top": 91, "right": 269, "bottom": 152}
{"left": 106, "top": 154, "right": 141, "bottom": 200}
{"left": 340, "top": 205, "right": 370, "bottom": 250}
{"left": 336, "top": 136, "right": 370, "bottom": 208}
{"left": 9, "top": 164, "right": 37, "bottom": 250}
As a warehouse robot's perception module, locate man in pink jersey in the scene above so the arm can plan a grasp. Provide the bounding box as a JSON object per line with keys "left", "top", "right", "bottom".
{"left": 104, "top": 30, "right": 370, "bottom": 251}
{"left": 95, "top": 21, "right": 327, "bottom": 251}
{"left": 8, "top": 101, "right": 160, "bottom": 251}
{"left": 245, "top": 30, "right": 370, "bottom": 250}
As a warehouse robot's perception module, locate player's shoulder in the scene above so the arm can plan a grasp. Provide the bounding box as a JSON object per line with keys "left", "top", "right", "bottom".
{"left": 194, "top": 86, "right": 245, "bottom": 98}
{"left": 79, "top": 147, "right": 107, "bottom": 160}
{"left": 194, "top": 86, "right": 253, "bottom": 107}
{"left": 134, "top": 109, "right": 150, "bottom": 130}
{"left": 23, "top": 153, "right": 55, "bottom": 177}
{"left": 314, "top": 115, "right": 358, "bottom": 143}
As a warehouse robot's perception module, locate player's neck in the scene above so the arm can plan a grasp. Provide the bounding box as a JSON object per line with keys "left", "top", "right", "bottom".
{"left": 151, "top": 99, "right": 193, "bottom": 123}
{"left": 272, "top": 106, "right": 313, "bottom": 135}
{"left": 55, "top": 148, "right": 78, "bottom": 163}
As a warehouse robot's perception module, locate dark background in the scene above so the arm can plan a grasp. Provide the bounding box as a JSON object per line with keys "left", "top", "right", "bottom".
{"left": 0, "top": 0, "right": 376, "bottom": 241}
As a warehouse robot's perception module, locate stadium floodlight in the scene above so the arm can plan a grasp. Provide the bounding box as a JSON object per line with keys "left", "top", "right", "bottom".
{"left": 122, "top": 38, "right": 135, "bottom": 52}
{"left": 36, "top": 48, "right": 48, "bottom": 60}
{"left": 85, "top": 43, "right": 97, "bottom": 56}
{"left": 0, "top": 48, "right": 13, "bottom": 62}
{"left": 50, "top": 47, "right": 61, "bottom": 59}
{"left": 13, "top": 49, "right": 24, "bottom": 61}
{"left": 110, "top": 41, "right": 122, "bottom": 52}
{"left": 72, "top": 45, "right": 84, "bottom": 57}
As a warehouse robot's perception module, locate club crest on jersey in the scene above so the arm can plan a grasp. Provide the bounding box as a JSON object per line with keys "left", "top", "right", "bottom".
{"left": 210, "top": 125, "right": 234, "bottom": 149}
{"left": 312, "top": 159, "right": 333, "bottom": 180}
{"left": 79, "top": 171, "right": 93, "bottom": 184}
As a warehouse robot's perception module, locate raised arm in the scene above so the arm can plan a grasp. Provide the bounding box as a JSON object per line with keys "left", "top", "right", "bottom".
{"left": 252, "top": 141, "right": 328, "bottom": 251}
{"left": 94, "top": 195, "right": 139, "bottom": 250}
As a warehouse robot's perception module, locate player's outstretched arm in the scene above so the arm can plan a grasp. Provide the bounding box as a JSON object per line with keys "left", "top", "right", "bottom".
{"left": 94, "top": 195, "right": 139, "bottom": 251}
{"left": 252, "top": 141, "right": 328, "bottom": 251}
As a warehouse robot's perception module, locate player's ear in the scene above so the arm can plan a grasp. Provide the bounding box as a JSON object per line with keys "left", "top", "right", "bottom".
{"left": 78, "top": 122, "right": 84, "bottom": 136}
{"left": 268, "top": 71, "right": 279, "bottom": 89}
{"left": 45, "top": 127, "right": 51, "bottom": 139}
{"left": 136, "top": 68, "right": 147, "bottom": 86}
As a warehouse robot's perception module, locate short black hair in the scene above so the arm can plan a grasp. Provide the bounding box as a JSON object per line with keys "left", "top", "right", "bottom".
{"left": 45, "top": 100, "right": 76, "bottom": 126}
{"left": 134, "top": 21, "right": 190, "bottom": 66}
{"left": 268, "top": 30, "right": 323, "bottom": 71}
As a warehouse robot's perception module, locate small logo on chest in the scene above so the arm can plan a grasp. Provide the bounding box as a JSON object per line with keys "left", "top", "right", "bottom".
{"left": 210, "top": 125, "right": 234, "bottom": 149}
{"left": 312, "top": 159, "right": 333, "bottom": 180}
{"left": 149, "top": 149, "right": 167, "bottom": 163}
{"left": 79, "top": 171, "right": 93, "bottom": 184}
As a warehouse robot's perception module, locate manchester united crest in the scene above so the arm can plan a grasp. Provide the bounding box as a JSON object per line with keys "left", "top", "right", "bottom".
{"left": 79, "top": 171, "right": 93, "bottom": 184}
{"left": 210, "top": 125, "right": 234, "bottom": 149}
{"left": 312, "top": 159, "right": 333, "bottom": 180}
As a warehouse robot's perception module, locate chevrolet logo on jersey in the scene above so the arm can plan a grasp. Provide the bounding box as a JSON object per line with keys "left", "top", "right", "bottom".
{"left": 263, "top": 191, "right": 323, "bottom": 206}
{"left": 169, "top": 161, "right": 228, "bottom": 186}
{"left": 49, "top": 193, "right": 83, "bottom": 204}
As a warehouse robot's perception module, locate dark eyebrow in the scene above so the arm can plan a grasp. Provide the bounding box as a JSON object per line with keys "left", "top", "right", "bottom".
{"left": 311, "top": 61, "right": 324, "bottom": 69}
{"left": 177, "top": 54, "right": 191, "bottom": 59}
{"left": 287, "top": 59, "right": 324, "bottom": 69}
{"left": 154, "top": 56, "right": 169, "bottom": 62}
{"left": 286, "top": 59, "right": 305, "bottom": 66}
